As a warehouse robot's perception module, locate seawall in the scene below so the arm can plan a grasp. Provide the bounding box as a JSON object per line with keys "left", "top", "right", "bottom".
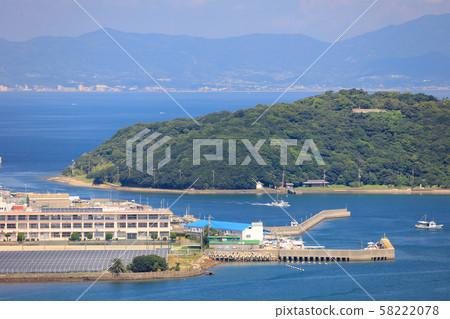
{"left": 0, "top": 269, "right": 205, "bottom": 283}
{"left": 205, "top": 241, "right": 395, "bottom": 263}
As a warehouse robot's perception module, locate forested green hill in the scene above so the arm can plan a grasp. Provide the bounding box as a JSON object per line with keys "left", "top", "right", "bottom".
{"left": 64, "top": 90, "right": 450, "bottom": 189}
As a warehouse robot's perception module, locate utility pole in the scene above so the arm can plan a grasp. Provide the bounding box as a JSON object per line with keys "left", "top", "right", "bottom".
{"left": 179, "top": 170, "right": 182, "bottom": 179}
{"left": 153, "top": 168, "right": 156, "bottom": 186}
{"left": 281, "top": 170, "right": 285, "bottom": 189}
{"left": 323, "top": 170, "right": 326, "bottom": 187}
{"left": 412, "top": 169, "right": 415, "bottom": 186}
{"left": 71, "top": 160, "right": 75, "bottom": 176}
{"left": 212, "top": 170, "right": 215, "bottom": 188}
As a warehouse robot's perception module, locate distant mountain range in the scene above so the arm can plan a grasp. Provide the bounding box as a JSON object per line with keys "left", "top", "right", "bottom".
{"left": 0, "top": 14, "right": 448, "bottom": 90}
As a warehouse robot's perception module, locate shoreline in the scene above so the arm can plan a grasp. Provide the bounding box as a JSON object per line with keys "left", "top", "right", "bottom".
{"left": 47, "top": 176, "right": 450, "bottom": 195}
{"left": 0, "top": 256, "right": 221, "bottom": 283}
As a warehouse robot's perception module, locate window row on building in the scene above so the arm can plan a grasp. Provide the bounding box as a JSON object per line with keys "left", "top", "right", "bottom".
{"left": 0, "top": 221, "right": 169, "bottom": 229}
{"left": 0, "top": 213, "right": 170, "bottom": 221}
{"left": 0, "top": 231, "right": 170, "bottom": 240}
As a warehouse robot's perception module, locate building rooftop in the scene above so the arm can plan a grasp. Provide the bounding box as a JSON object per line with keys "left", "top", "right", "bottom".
{"left": 303, "top": 180, "right": 329, "bottom": 184}
{"left": 27, "top": 193, "right": 70, "bottom": 199}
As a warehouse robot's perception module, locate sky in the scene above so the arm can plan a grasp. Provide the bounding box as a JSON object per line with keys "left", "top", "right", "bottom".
{"left": 0, "top": 0, "right": 449, "bottom": 42}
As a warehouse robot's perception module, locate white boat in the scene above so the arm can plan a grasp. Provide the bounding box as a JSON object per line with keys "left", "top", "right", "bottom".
{"left": 266, "top": 192, "right": 290, "bottom": 207}
{"left": 364, "top": 241, "right": 380, "bottom": 250}
{"left": 268, "top": 199, "right": 290, "bottom": 207}
{"left": 415, "top": 215, "right": 443, "bottom": 229}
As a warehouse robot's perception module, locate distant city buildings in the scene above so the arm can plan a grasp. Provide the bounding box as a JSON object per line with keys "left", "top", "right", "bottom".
{"left": 1, "top": 83, "right": 448, "bottom": 93}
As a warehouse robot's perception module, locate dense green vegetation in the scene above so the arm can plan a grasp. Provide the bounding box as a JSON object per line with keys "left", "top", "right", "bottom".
{"left": 64, "top": 90, "right": 450, "bottom": 189}
{"left": 128, "top": 255, "right": 168, "bottom": 272}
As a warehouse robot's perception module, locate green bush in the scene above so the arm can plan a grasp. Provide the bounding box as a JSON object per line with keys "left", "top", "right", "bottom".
{"left": 87, "top": 233, "right": 93, "bottom": 240}
{"left": 70, "top": 232, "right": 80, "bottom": 241}
{"left": 17, "top": 233, "right": 25, "bottom": 242}
{"left": 128, "top": 255, "right": 168, "bottom": 273}
{"left": 105, "top": 233, "right": 113, "bottom": 241}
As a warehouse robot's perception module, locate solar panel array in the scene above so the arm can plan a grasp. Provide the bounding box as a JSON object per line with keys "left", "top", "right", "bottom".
{"left": 0, "top": 249, "right": 169, "bottom": 273}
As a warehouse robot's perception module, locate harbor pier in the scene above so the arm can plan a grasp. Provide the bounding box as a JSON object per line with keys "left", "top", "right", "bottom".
{"left": 205, "top": 237, "right": 395, "bottom": 262}
{"left": 266, "top": 208, "right": 351, "bottom": 236}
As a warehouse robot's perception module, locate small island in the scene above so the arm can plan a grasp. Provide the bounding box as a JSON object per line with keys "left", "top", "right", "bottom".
{"left": 61, "top": 90, "right": 449, "bottom": 191}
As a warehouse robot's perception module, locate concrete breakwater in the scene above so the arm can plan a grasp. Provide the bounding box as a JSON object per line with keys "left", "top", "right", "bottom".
{"left": 205, "top": 250, "right": 279, "bottom": 262}
{"left": 266, "top": 208, "right": 351, "bottom": 236}
{"left": 205, "top": 240, "right": 395, "bottom": 263}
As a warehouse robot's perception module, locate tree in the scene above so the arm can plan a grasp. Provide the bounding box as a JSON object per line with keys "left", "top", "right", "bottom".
{"left": 86, "top": 232, "right": 93, "bottom": 240}
{"left": 70, "top": 232, "right": 80, "bottom": 241}
{"left": 150, "top": 232, "right": 158, "bottom": 248}
{"left": 17, "top": 233, "right": 25, "bottom": 242}
{"left": 105, "top": 232, "right": 113, "bottom": 241}
{"left": 202, "top": 226, "right": 219, "bottom": 249}
{"left": 170, "top": 232, "right": 177, "bottom": 241}
{"left": 92, "top": 176, "right": 103, "bottom": 185}
{"left": 4, "top": 233, "right": 11, "bottom": 240}
{"left": 128, "top": 255, "right": 168, "bottom": 273}
{"left": 109, "top": 258, "right": 126, "bottom": 277}
{"left": 202, "top": 226, "right": 209, "bottom": 249}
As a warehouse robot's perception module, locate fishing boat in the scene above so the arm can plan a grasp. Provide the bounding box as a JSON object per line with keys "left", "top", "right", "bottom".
{"left": 267, "top": 192, "right": 290, "bottom": 207}
{"left": 268, "top": 199, "right": 290, "bottom": 207}
{"left": 415, "top": 215, "right": 443, "bottom": 229}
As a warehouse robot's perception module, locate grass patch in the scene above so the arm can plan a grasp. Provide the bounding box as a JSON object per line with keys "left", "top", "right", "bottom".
{"left": 167, "top": 253, "right": 203, "bottom": 271}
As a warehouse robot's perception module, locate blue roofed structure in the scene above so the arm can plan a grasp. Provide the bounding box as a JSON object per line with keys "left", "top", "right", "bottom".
{"left": 184, "top": 220, "right": 251, "bottom": 232}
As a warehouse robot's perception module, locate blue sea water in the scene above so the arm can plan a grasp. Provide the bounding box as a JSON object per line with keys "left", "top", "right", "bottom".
{"left": 0, "top": 92, "right": 449, "bottom": 301}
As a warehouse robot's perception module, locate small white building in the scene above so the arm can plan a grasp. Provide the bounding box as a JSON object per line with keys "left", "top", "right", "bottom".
{"left": 256, "top": 181, "right": 264, "bottom": 189}
{"left": 242, "top": 222, "right": 264, "bottom": 242}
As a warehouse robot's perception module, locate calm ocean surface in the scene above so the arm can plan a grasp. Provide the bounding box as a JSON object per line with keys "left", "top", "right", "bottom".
{"left": 0, "top": 92, "right": 448, "bottom": 301}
